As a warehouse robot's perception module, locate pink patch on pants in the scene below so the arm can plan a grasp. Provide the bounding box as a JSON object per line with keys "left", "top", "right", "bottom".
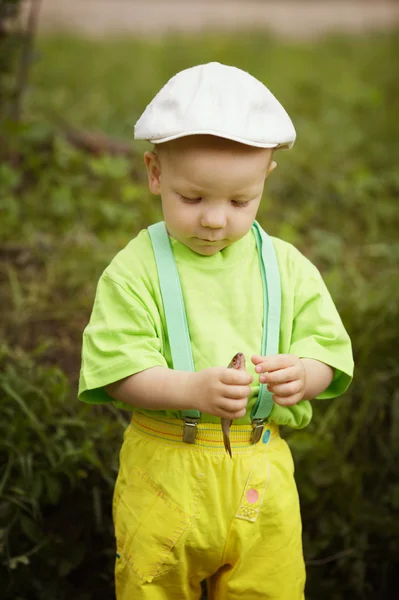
{"left": 245, "top": 488, "right": 259, "bottom": 504}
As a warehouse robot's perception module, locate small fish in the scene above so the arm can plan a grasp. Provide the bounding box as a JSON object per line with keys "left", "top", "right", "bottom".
{"left": 221, "top": 352, "right": 246, "bottom": 458}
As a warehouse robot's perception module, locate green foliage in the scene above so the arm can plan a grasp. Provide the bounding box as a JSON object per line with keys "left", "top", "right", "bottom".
{"left": 1, "top": 30, "right": 398, "bottom": 599}
{"left": 0, "top": 344, "right": 128, "bottom": 599}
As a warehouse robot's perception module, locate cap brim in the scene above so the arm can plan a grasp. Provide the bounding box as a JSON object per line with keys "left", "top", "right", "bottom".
{"left": 139, "top": 130, "right": 293, "bottom": 149}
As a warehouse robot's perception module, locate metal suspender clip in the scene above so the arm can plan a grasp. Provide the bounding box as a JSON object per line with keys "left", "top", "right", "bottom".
{"left": 183, "top": 417, "right": 200, "bottom": 444}
{"left": 251, "top": 419, "right": 265, "bottom": 444}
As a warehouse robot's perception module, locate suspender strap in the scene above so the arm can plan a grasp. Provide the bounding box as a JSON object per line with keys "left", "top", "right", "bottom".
{"left": 251, "top": 221, "right": 281, "bottom": 422}
{"left": 148, "top": 222, "right": 200, "bottom": 423}
{"left": 148, "top": 221, "right": 281, "bottom": 441}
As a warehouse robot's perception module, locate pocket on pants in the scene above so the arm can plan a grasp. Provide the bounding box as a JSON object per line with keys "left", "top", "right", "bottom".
{"left": 235, "top": 451, "right": 271, "bottom": 523}
{"left": 114, "top": 464, "right": 191, "bottom": 583}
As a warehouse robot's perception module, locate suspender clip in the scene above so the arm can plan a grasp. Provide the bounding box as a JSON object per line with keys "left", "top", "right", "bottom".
{"left": 183, "top": 417, "right": 200, "bottom": 444}
{"left": 251, "top": 419, "right": 265, "bottom": 444}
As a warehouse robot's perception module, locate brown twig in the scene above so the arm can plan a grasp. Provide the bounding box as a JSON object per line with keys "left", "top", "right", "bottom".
{"left": 10, "top": 0, "right": 42, "bottom": 122}
{"left": 62, "top": 127, "right": 135, "bottom": 157}
{"left": 306, "top": 548, "right": 356, "bottom": 567}
{"left": 44, "top": 108, "right": 136, "bottom": 157}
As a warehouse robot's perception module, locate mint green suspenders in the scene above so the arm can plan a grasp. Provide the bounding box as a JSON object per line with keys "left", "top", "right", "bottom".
{"left": 148, "top": 221, "right": 281, "bottom": 444}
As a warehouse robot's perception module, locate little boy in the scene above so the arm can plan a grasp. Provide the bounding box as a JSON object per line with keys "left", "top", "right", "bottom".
{"left": 79, "top": 62, "right": 353, "bottom": 599}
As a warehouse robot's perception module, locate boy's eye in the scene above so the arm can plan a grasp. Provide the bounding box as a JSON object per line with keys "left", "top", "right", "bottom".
{"left": 179, "top": 195, "right": 249, "bottom": 207}
{"left": 232, "top": 200, "right": 250, "bottom": 207}
{"left": 180, "top": 195, "right": 202, "bottom": 204}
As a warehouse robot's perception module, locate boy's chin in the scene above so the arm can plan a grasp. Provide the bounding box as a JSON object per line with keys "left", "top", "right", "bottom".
{"left": 195, "top": 246, "right": 224, "bottom": 256}
{"left": 189, "top": 239, "right": 229, "bottom": 255}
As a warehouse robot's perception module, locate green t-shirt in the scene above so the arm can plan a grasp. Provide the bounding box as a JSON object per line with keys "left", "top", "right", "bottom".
{"left": 78, "top": 226, "right": 353, "bottom": 428}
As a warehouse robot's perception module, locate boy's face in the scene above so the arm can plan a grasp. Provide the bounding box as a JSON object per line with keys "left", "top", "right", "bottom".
{"left": 144, "top": 135, "right": 276, "bottom": 256}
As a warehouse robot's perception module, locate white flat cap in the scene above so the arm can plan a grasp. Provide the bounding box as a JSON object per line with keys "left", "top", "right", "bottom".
{"left": 134, "top": 62, "right": 296, "bottom": 149}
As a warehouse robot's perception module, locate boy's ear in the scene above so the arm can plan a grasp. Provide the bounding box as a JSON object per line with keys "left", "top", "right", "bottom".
{"left": 266, "top": 160, "right": 277, "bottom": 177}
{"left": 144, "top": 151, "right": 162, "bottom": 194}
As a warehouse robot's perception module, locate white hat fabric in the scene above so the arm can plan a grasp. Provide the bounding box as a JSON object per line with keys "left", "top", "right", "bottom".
{"left": 134, "top": 62, "right": 296, "bottom": 149}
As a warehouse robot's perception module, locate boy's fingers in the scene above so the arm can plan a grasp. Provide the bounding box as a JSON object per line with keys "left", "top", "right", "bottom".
{"left": 268, "top": 381, "right": 302, "bottom": 397}
{"left": 251, "top": 354, "right": 263, "bottom": 363}
{"left": 220, "top": 398, "right": 248, "bottom": 413}
{"left": 262, "top": 366, "right": 297, "bottom": 385}
{"left": 222, "top": 369, "right": 253, "bottom": 385}
{"left": 273, "top": 392, "right": 302, "bottom": 407}
{"left": 254, "top": 354, "right": 296, "bottom": 373}
{"left": 223, "top": 385, "right": 252, "bottom": 400}
{"left": 220, "top": 408, "right": 247, "bottom": 420}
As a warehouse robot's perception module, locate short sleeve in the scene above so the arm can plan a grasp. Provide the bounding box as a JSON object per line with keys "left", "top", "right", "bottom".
{"left": 78, "top": 272, "right": 167, "bottom": 405}
{"left": 289, "top": 259, "right": 354, "bottom": 399}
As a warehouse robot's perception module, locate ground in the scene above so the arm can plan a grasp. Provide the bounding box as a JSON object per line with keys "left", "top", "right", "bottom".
{"left": 32, "top": 0, "right": 398, "bottom": 39}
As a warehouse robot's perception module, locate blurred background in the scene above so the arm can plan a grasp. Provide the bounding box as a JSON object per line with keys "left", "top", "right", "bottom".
{"left": 0, "top": 1, "right": 398, "bottom": 598}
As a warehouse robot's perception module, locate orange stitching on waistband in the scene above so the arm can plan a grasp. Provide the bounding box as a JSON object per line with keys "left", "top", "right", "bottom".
{"left": 133, "top": 418, "right": 254, "bottom": 443}
{"left": 131, "top": 413, "right": 279, "bottom": 451}
{"left": 134, "top": 422, "right": 251, "bottom": 445}
{"left": 134, "top": 420, "right": 182, "bottom": 439}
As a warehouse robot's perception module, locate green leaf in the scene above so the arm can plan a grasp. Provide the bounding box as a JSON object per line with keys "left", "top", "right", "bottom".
{"left": 44, "top": 474, "right": 62, "bottom": 505}
{"left": 20, "top": 515, "right": 42, "bottom": 543}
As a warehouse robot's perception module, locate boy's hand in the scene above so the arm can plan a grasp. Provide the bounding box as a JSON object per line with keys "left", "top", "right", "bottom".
{"left": 191, "top": 367, "right": 253, "bottom": 419}
{"left": 251, "top": 354, "right": 306, "bottom": 406}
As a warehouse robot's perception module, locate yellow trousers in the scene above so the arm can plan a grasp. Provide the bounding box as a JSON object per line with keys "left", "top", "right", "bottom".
{"left": 113, "top": 413, "right": 306, "bottom": 599}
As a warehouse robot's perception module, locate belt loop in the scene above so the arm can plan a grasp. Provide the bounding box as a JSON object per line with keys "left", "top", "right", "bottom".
{"left": 251, "top": 419, "right": 265, "bottom": 444}
{"left": 183, "top": 417, "right": 200, "bottom": 444}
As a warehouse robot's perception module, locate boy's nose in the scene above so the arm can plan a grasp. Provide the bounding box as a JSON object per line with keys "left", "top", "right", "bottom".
{"left": 200, "top": 207, "right": 227, "bottom": 229}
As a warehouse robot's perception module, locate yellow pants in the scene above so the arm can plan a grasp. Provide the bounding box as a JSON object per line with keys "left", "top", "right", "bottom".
{"left": 113, "top": 413, "right": 306, "bottom": 599}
